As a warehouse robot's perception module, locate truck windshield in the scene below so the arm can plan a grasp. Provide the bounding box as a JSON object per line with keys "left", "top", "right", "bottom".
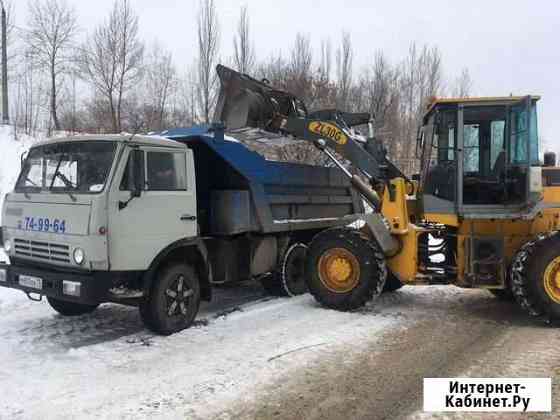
{"left": 15, "top": 141, "right": 117, "bottom": 194}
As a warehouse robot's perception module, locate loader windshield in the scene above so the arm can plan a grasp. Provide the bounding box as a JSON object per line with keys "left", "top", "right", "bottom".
{"left": 16, "top": 141, "right": 117, "bottom": 194}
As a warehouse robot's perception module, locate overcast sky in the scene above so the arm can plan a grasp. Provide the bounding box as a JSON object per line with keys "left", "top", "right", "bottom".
{"left": 11, "top": 0, "right": 560, "bottom": 152}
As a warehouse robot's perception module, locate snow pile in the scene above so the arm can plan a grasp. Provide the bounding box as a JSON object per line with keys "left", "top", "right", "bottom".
{"left": 0, "top": 126, "right": 39, "bottom": 219}
{"left": 0, "top": 126, "right": 39, "bottom": 266}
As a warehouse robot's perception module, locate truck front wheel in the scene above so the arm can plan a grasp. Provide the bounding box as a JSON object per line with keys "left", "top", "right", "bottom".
{"left": 47, "top": 297, "right": 99, "bottom": 316}
{"left": 140, "top": 263, "right": 201, "bottom": 335}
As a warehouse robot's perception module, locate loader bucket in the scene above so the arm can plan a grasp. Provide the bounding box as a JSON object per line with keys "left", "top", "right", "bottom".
{"left": 213, "top": 64, "right": 307, "bottom": 131}
{"left": 213, "top": 64, "right": 373, "bottom": 132}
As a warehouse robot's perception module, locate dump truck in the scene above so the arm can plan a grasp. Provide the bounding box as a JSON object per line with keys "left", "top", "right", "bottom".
{"left": 216, "top": 64, "right": 560, "bottom": 324}
{"left": 0, "top": 126, "right": 363, "bottom": 334}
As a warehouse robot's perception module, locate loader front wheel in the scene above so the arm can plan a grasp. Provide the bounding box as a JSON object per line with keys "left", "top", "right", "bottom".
{"left": 306, "top": 227, "right": 386, "bottom": 310}
{"left": 511, "top": 233, "right": 560, "bottom": 322}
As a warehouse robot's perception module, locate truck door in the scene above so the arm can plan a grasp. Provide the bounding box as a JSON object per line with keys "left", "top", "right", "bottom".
{"left": 108, "top": 146, "right": 197, "bottom": 271}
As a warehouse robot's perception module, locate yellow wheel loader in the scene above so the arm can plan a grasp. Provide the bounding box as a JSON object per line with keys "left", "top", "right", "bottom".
{"left": 215, "top": 64, "right": 560, "bottom": 323}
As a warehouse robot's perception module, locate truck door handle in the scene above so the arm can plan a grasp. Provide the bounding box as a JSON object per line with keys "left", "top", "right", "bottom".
{"left": 180, "top": 214, "right": 197, "bottom": 221}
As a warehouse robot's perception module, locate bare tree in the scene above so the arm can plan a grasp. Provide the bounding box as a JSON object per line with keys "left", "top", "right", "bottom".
{"left": 197, "top": 0, "right": 220, "bottom": 123}
{"left": 452, "top": 67, "right": 473, "bottom": 98}
{"left": 25, "top": 0, "right": 78, "bottom": 131}
{"left": 318, "top": 38, "right": 332, "bottom": 82}
{"left": 356, "top": 51, "right": 400, "bottom": 157}
{"left": 397, "top": 42, "right": 444, "bottom": 173}
{"left": 336, "top": 31, "right": 353, "bottom": 110}
{"left": 12, "top": 50, "right": 49, "bottom": 136}
{"left": 140, "top": 42, "right": 176, "bottom": 131}
{"left": 233, "top": 5, "right": 254, "bottom": 74}
{"left": 79, "top": 0, "right": 144, "bottom": 132}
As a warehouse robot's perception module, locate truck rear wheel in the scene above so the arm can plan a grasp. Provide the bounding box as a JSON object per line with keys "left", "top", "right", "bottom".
{"left": 140, "top": 263, "right": 201, "bottom": 335}
{"left": 306, "top": 227, "right": 386, "bottom": 310}
{"left": 511, "top": 232, "right": 560, "bottom": 323}
{"left": 47, "top": 297, "right": 99, "bottom": 316}
{"left": 260, "top": 243, "right": 308, "bottom": 297}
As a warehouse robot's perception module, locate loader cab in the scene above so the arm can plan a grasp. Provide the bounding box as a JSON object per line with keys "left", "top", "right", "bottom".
{"left": 417, "top": 96, "right": 542, "bottom": 218}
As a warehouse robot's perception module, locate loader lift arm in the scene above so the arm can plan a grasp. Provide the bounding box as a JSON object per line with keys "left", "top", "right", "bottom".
{"left": 213, "top": 64, "right": 408, "bottom": 209}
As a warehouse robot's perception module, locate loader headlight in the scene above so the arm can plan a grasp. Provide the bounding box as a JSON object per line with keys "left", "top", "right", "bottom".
{"left": 73, "top": 248, "right": 85, "bottom": 265}
{"left": 3, "top": 239, "right": 11, "bottom": 252}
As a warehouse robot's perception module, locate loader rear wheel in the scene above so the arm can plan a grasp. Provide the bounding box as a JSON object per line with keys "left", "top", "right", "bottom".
{"left": 511, "top": 232, "right": 560, "bottom": 323}
{"left": 47, "top": 297, "right": 99, "bottom": 316}
{"left": 140, "top": 263, "right": 201, "bottom": 335}
{"left": 306, "top": 227, "right": 386, "bottom": 310}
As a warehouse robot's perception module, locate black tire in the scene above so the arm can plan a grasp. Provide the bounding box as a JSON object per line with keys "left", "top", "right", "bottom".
{"left": 260, "top": 273, "right": 283, "bottom": 296}
{"left": 47, "top": 297, "right": 99, "bottom": 316}
{"left": 306, "top": 227, "right": 386, "bottom": 310}
{"left": 140, "top": 263, "right": 201, "bottom": 335}
{"left": 489, "top": 288, "right": 514, "bottom": 301}
{"left": 260, "top": 243, "right": 308, "bottom": 297}
{"left": 383, "top": 272, "right": 403, "bottom": 293}
{"left": 280, "top": 243, "right": 308, "bottom": 296}
{"left": 511, "top": 232, "right": 560, "bottom": 322}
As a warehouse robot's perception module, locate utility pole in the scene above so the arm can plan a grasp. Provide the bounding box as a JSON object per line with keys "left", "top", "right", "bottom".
{"left": 1, "top": 1, "right": 8, "bottom": 125}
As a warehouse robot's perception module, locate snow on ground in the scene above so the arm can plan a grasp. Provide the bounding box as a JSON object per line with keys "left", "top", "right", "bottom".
{"left": 0, "top": 282, "right": 475, "bottom": 420}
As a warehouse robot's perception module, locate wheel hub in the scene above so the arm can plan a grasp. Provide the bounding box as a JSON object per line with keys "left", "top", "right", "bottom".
{"left": 544, "top": 256, "right": 560, "bottom": 304}
{"left": 318, "top": 248, "right": 360, "bottom": 293}
{"left": 166, "top": 275, "right": 194, "bottom": 317}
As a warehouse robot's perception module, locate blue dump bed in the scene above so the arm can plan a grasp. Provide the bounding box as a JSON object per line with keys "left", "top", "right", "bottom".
{"left": 160, "top": 126, "right": 363, "bottom": 235}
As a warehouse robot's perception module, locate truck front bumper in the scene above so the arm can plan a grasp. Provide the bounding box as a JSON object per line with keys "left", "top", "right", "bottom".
{"left": 0, "top": 263, "right": 113, "bottom": 305}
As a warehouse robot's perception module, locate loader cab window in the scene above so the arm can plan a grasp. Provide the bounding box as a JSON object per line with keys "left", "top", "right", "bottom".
{"left": 510, "top": 103, "right": 539, "bottom": 165}
{"left": 421, "top": 109, "right": 457, "bottom": 201}
{"left": 461, "top": 105, "right": 528, "bottom": 205}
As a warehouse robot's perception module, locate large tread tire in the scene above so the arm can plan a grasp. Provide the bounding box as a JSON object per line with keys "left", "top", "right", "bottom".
{"left": 47, "top": 297, "right": 99, "bottom": 316}
{"left": 306, "top": 227, "right": 386, "bottom": 310}
{"left": 511, "top": 231, "right": 560, "bottom": 323}
{"left": 260, "top": 243, "right": 308, "bottom": 297}
{"left": 140, "top": 263, "right": 201, "bottom": 335}
{"left": 383, "top": 272, "right": 403, "bottom": 293}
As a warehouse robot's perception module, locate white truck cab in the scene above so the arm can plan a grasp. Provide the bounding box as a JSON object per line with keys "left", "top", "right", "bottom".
{"left": 1, "top": 134, "right": 207, "bottom": 334}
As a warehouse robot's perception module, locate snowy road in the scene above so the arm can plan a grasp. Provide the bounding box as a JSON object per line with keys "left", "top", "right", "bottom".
{"left": 1, "top": 283, "right": 558, "bottom": 419}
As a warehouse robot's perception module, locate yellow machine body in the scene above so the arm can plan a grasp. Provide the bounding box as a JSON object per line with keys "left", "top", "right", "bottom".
{"left": 379, "top": 96, "right": 560, "bottom": 291}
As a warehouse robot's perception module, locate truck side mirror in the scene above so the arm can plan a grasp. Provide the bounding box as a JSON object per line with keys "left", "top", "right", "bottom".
{"left": 20, "top": 151, "right": 28, "bottom": 170}
{"left": 131, "top": 149, "right": 144, "bottom": 197}
{"left": 119, "top": 149, "right": 144, "bottom": 210}
{"left": 544, "top": 152, "right": 556, "bottom": 167}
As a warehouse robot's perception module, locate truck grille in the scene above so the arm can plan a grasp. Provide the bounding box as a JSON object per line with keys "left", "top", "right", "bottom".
{"left": 14, "top": 239, "right": 71, "bottom": 263}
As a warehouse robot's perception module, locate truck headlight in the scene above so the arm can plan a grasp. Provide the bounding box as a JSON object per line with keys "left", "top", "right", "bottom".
{"left": 73, "top": 248, "right": 85, "bottom": 265}
{"left": 0, "top": 269, "right": 6, "bottom": 282}
{"left": 3, "top": 239, "right": 11, "bottom": 252}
